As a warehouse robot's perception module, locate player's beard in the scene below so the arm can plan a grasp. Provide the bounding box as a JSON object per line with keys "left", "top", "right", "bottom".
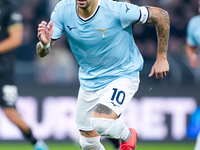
{"left": 76, "top": 0, "right": 96, "bottom": 9}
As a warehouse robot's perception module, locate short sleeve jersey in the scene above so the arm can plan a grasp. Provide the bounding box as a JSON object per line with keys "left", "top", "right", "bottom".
{"left": 187, "top": 15, "right": 200, "bottom": 51}
{"left": 0, "top": 0, "right": 23, "bottom": 82}
{"left": 50, "top": 0, "right": 149, "bottom": 91}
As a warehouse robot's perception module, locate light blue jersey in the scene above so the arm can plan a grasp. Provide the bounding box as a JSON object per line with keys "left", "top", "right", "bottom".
{"left": 187, "top": 15, "right": 200, "bottom": 50}
{"left": 51, "top": 0, "right": 149, "bottom": 91}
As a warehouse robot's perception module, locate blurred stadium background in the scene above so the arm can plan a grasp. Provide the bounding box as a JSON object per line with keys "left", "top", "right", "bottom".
{"left": 0, "top": 0, "right": 200, "bottom": 149}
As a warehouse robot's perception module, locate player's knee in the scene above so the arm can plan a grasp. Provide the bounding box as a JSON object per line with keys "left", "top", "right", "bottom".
{"left": 90, "top": 118, "right": 129, "bottom": 139}
{"left": 90, "top": 117, "right": 114, "bottom": 136}
{"left": 79, "top": 135, "right": 101, "bottom": 150}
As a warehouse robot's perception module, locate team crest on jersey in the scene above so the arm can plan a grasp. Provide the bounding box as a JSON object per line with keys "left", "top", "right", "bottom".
{"left": 96, "top": 28, "right": 110, "bottom": 38}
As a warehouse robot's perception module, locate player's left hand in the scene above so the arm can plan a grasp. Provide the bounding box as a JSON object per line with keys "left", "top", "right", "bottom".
{"left": 148, "top": 58, "right": 169, "bottom": 79}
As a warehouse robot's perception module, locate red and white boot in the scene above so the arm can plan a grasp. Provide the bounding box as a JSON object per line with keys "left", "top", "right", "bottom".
{"left": 120, "top": 128, "right": 137, "bottom": 150}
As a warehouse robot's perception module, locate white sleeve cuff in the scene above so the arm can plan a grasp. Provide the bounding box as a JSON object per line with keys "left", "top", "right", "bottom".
{"left": 137, "top": 6, "right": 149, "bottom": 24}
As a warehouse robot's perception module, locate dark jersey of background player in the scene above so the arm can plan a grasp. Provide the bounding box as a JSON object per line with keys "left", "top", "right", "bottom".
{"left": 0, "top": 0, "right": 20, "bottom": 87}
{"left": 0, "top": 1, "right": 49, "bottom": 150}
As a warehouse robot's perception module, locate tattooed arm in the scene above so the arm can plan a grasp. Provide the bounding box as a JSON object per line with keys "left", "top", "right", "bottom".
{"left": 37, "top": 21, "right": 55, "bottom": 58}
{"left": 146, "top": 7, "right": 170, "bottom": 79}
{"left": 36, "top": 40, "right": 56, "bottom": 57}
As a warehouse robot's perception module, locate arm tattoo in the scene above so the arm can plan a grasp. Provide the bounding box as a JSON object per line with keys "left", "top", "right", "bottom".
{"left": 79, "top": 130, "right": 93, "bottom": 136}
{"left": 156, "top": 9, "right": 169, "bottom": 54}
{"left": 147, "top": 7, "right": 170, "bottom": 55}
{"left": 93, "top": 104, "right": 112, "bottom": 115}
{"left": 147, "top": 7, "right": 158, "bottom": 24}
{"left": 36, "top": 44, "right": 51, "bottom": 57}
{"left": 36, "top": 40, "right": 55, "bottom": 57}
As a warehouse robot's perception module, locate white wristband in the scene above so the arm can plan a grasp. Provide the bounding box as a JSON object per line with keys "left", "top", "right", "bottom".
{"left": 138, "top": 6, "right": 149, "bottom": 24}
{"left": 39, "top": 42, "right": 50, "bottom": 49}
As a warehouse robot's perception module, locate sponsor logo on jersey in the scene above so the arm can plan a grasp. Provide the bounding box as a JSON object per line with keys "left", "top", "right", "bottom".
{"left": 126, "top": 4, "right": 130, "bottom": 13}
{"left": 66, "top": 25, "right": 77, "bottom": 31}
{"left": 110, "top": 102, "right": 120, "bottom": 107}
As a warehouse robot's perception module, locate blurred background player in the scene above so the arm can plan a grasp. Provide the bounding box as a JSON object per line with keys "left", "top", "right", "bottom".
{"left": 186, "top": 0, "right": 200, "bottom": 69}
{"left": 0, "top": 0, "right": 49, "bottom": 150}
{"left": 186, "top": 0, "right": 200, "bottom": 150}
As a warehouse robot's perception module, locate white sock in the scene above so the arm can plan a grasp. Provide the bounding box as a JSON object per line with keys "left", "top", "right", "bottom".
{"left": 79, "top": 135, "right": 105, "bottom": 150}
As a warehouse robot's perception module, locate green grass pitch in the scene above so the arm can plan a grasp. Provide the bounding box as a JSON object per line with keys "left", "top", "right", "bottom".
{"left": 0, "top": 142, "right": 195, "bottom": 150}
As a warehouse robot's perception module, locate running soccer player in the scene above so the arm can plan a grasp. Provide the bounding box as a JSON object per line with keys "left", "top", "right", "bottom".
{"left": 186, "top": 0, "right": 200, "bottom": 69}
{"left": 186, "top": 1, "right": 200, "bottom": 150}
{"left": 0, "top": 1, "right": 49, "bottom": 150}
{"left": 36, "top": 0, "right": 170, "bottom": 149}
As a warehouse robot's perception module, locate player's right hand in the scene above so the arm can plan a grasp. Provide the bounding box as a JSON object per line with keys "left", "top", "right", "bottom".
{"left": 149, "top": 57, "right": 169, "bottom": 79}
{"left": 37, "top": 21, "right": 53, "bottom": 45}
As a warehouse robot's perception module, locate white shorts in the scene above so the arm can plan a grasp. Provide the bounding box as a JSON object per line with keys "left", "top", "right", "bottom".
{"left": 76, "top": 78, "right": 140, "bottom": 131}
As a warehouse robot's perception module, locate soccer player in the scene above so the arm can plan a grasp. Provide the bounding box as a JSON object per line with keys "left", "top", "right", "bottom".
{"left": 36, "top": 0, "right": 170, "bottom": 149}
{"left": 0, "top": 1, "right": 49, "bottom": 150}
{"left": 186, "top": 0, "right": 200, "bottom": 69}
{"left": 186, "top": 1, "right": 200, "bottom": 150}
